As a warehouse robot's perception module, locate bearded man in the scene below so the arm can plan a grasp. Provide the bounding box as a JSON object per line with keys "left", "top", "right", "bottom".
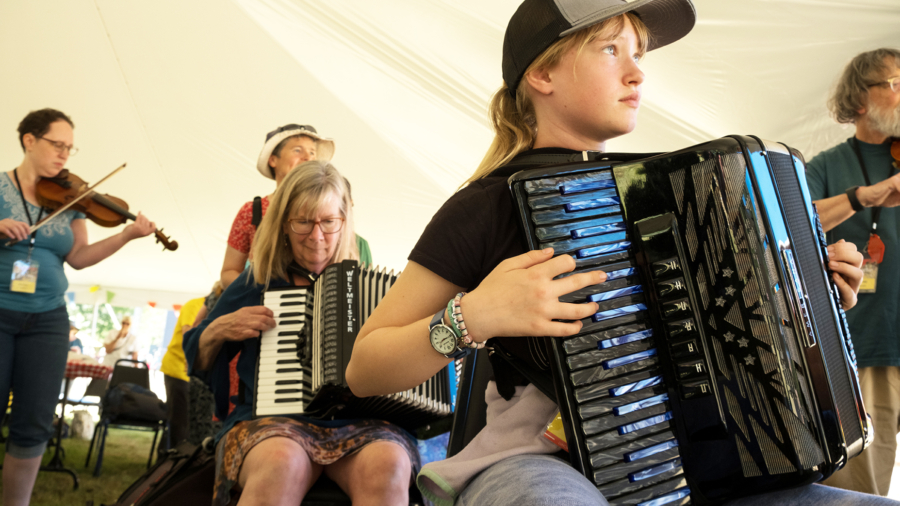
{"left": 806, "top": 47, "right": 900, "bottom": 496}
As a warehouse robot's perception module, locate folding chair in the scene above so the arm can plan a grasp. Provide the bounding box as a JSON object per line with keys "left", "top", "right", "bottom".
{"left": 85, "top": 359, "right": 170, "bottom": 476}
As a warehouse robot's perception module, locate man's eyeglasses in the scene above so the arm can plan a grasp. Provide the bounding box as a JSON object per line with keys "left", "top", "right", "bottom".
{"left": 39, "top": 137, "right": 78, "bottom": 156}
{"left": 288, "top": 217, "right": 344, "bottom": 235}
{"left": 868, "top": 77, "right": 899, "bottom": 93}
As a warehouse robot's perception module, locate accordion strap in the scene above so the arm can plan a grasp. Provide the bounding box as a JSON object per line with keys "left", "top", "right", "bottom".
{"left": 490, "top": 339, "right": 557, "bottom": 402}
{"left": 503, "top": 151, "right": 663, "bottom": 170}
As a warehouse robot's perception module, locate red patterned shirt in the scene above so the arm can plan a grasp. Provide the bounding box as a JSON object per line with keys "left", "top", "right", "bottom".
{"left": 226, "top": 196, "right": 270, "bottom": 254}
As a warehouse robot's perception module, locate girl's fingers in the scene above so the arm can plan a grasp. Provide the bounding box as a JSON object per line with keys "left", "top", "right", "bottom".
{"left": 553, "top": 301, "right": 599, "bottom": 322}
{"left": 555, "top": 269, "right": 607, "bottom": 296}
{"left": 500, "top": 248, "right": 556, "bottom": 272}
{"left": 543, "top": 320, "right": 585, "bottom": 338}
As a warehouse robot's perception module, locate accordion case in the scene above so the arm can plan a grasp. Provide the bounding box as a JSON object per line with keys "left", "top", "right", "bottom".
{"left": 508, "top": 136, "right": 872, "bottom": 505}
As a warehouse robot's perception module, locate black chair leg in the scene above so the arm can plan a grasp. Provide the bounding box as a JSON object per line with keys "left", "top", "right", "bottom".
{"left": 85, "top": 420, "right": 101, "bottom": 468}
{"left": 93, "top": 422, "right": 108, "bottom": 477}
{"left": 148, "top": 427, "right": 160, "bottom": 469}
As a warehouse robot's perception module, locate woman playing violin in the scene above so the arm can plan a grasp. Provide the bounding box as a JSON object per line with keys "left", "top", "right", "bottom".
{"left": 0, "top": 108, "right": 155, "bottom": 506}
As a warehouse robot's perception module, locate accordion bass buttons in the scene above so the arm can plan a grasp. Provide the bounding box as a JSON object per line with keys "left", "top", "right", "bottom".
{"left": 656, "top": 277, "right": 687, "bottom": 298}
{"left": 675, "top": 358, "right": 707, "bottom": 379}
{"left": 670, "top": 338, "right": 700, "bottom": 359}
{"left": 650, "top": 257, "right": 682, "bottom": 278}
{"left": 681, "top": 379, "right": 712, "bottom": 400}
{"left": 661, "top": 298, "right": 691, "bottom": 319}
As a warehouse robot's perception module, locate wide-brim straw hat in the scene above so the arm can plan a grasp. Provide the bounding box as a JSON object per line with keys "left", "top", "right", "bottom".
{"left": 256, "top": 124, "right": 336, "bottom": 179}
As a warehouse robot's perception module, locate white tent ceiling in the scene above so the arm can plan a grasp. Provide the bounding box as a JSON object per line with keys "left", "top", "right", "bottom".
{"left": 1, "top": 0, "right": 898, "bottom": 301}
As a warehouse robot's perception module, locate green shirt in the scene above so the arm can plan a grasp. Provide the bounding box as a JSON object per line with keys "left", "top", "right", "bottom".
{"left": 805, "top": 138, "right": 898, "bottom": 368}
{"left": 356, "top": 234, "right": 372, "bottom": 266}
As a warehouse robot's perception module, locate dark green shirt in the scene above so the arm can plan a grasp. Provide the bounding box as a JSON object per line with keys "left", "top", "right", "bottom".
{"left": 805, "top": 138, "right": 898, "bottom": 368}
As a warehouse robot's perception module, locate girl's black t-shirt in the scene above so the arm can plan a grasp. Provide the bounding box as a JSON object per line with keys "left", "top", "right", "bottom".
{"left": 409, "top": 147, "right": 593, "bottom": 398}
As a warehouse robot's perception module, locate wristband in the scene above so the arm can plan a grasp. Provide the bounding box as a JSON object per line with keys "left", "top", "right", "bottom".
{"left": 846, "top": 186, "right": 864, "bottom": 212}
{"left": 451, "top": 292, "right": 485, "bottom": 350}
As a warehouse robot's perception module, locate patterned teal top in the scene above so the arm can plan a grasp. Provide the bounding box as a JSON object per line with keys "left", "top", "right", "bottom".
{"left": 0, "top": 172, "right": 85, "bottom": 312}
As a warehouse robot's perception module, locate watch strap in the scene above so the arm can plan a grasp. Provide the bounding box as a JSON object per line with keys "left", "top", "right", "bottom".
{"left": 846, "top": 186, "right": 864, "bottom": 212}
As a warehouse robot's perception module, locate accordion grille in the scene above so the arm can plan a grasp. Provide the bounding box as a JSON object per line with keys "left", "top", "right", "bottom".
{"left": 766, "top": 152, "right": 862, "bottom": 448}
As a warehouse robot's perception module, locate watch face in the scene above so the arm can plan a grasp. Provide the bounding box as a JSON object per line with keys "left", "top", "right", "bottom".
{"left": 430, "top": 325, "right": 457, "bottom": 355}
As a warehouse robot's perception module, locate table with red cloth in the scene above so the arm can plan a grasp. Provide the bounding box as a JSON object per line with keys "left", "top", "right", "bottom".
{"left": 42, "top": 360, "right": 113, "bottom": 489}
{"left": 65, "top": 361, "right": 113, "bottom": 381}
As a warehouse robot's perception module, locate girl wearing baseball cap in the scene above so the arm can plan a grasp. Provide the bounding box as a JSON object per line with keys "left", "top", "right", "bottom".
{"left": 346, "top": 1, "right": 875, "bottom": 505}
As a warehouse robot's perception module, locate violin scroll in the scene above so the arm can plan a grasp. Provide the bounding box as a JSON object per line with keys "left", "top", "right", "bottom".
{"left": 154, "top": 228, "right": 178, "bottom": 251}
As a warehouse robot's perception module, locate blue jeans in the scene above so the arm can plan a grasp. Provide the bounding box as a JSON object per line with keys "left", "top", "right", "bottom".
{"left": 457, "top": 454, "right": 899, "bottom": 506}
{"left": 0, "top": 305, "right": 70, "bottom": 458}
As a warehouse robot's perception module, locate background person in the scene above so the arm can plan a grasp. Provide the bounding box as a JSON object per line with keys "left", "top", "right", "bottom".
{"left": 0, "top": 108, "right": 156, "bottom": 506}
{"left": 102, "top": 314, "right": 138, "bottom": 365}
{"left": 160, "top": 295, "right": 206, "bottom": 448}
{"left": 185, "top": 160, "right": 415, "bottom": 506}
{"left": 219, "top": 124, "right": 336, "bottom": 288}
{"left": 806, "top": 47, "right": 900, "bottom": 496}
{"left": 345, "top": 1, "right": 871, "bottom": 505}
{"left": 68, "top": 321, "right": 83, "bottom": 354}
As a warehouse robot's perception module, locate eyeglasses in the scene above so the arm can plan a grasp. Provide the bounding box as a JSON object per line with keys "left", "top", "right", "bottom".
{"left": 39, "top": 137, "right": 79, "bottom": 156}
{"left": 867, "top": 77, "right": 899, "bottom": 93}
{"left": 288, "top": 217, "right": 344, "bottom": 235}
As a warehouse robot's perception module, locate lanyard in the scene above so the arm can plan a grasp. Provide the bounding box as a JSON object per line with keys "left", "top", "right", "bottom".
{"left": 12, "top": 168, "right": 45, "bottom": 255}
{"left": 849, "top": 138, "right": 884, "bottom": 234}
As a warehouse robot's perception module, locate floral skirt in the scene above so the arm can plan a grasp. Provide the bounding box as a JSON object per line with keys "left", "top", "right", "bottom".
{"left": 213, "top": 416, "right": 421, "bottom": 505}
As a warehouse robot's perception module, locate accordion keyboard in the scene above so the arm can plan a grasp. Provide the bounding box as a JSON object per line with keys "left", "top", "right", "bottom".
{"left": 255, "top": 287, "right": 314, "bottom": 417}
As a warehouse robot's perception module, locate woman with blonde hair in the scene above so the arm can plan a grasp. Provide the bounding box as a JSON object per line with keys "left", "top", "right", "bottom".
{"left": 184, "top": 160, "right": 415, "bottom": 506}
{"left": 345, "top": 0, "right": 874, "bottom": 505}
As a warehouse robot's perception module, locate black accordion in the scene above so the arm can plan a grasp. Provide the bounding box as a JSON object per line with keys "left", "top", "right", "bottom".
{"left": 509, "top": 136, "right": 871, "bottom": 505}
{"left": 253, "top": 260, "right": 456, "bottom": 432}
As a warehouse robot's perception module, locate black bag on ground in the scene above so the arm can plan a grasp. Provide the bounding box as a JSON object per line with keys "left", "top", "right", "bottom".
{"left": 105, "top": 439, "right": 215, "bottom": 506}
{"left": 103, "top": 382, "right": 167, "bottom": 422}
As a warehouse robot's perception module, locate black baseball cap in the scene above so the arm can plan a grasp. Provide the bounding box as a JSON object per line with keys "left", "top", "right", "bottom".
{"left": 503, "top": 0, "right": 696, "bottom": 96}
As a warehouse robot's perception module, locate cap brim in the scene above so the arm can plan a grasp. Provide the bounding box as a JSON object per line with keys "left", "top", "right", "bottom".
{"left": 256, "top": 129, "right": 336, "bottom": 179}
{"left": 560, "top": 0, "right": 696, "bottom": 52}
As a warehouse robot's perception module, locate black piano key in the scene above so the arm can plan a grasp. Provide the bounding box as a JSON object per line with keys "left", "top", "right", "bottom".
{"left": 563, "top": 323, "right": 651, "bottom": 354}
{"left": 589, "top": 431, "right": 676, "bottom": 469}
{"left": 575, "top": 368, "right": 662, "bottom": 404}
{"left": 567, "top": 339, "right": 654, "bottom": 371}
{"left": 579, "top": 312, "right": 648, "bottom": 335}
{"left": 570, "top": 357, "right": 658, "bottom": 387}
{"left": 275, "top": 379, "right": 311, "bottom": 387}
{"left": 582, "top": 402, "right": 668, "bottom": 436}
{"left": 536, "top": 214, "right": 624, "bottom": 241}
{"left": 577, "top": 384, "right": 667, "bottom": 419}
{"left": 607, "top": 476, "right": 688, "bottom": 506}
{"left": 275, "top": 388, "right": 304, "bottom": 394}
{"left": 596, "top": 467, "right": 684, "bottom": 501}
{"left": 592, "top": 447, "right": 680, "bottom": 486}
{"left": 585, "top": 424, "right": 671, "bottom": 454}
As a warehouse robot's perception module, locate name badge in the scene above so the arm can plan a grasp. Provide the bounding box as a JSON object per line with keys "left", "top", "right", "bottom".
{"left": 859, "top": 262, "right": 878, "bottom": 294}
{"left": 10, "top": 258, "right": 39, "bottom": 294}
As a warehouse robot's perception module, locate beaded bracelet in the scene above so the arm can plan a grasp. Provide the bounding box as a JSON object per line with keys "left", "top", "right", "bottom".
{"left": 451, "top": 292, "right": 484, "bottom": 350}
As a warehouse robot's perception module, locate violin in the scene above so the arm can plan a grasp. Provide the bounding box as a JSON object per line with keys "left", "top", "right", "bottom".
{"left": 892, "top": 139, "right": 900, "bottom": 169}
{"left": 30, "top": 169, "right": 178, "bottom": 251}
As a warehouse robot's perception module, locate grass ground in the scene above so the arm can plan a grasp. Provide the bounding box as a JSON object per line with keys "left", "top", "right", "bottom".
{"left": 1, "top": 429, "right": 157, "bottom": 506}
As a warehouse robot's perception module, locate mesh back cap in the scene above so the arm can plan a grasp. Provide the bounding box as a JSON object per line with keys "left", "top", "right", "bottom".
{"left": 502, "top": 0, "right": 696, "bottom": 96}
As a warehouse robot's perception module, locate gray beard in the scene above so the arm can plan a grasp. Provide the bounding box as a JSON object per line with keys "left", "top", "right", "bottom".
{"left": 866, "top": 101, "right": 900, "bottom": 138}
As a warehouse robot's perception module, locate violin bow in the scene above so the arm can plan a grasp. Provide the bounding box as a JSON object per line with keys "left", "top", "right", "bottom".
{"left": 5, "top": 163, "right": 127, "bottom": 246}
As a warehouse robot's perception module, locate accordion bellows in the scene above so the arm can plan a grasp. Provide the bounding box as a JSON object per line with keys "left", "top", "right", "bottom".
{"left": 509, "top": 135, "right": 871, "bottom": 505}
